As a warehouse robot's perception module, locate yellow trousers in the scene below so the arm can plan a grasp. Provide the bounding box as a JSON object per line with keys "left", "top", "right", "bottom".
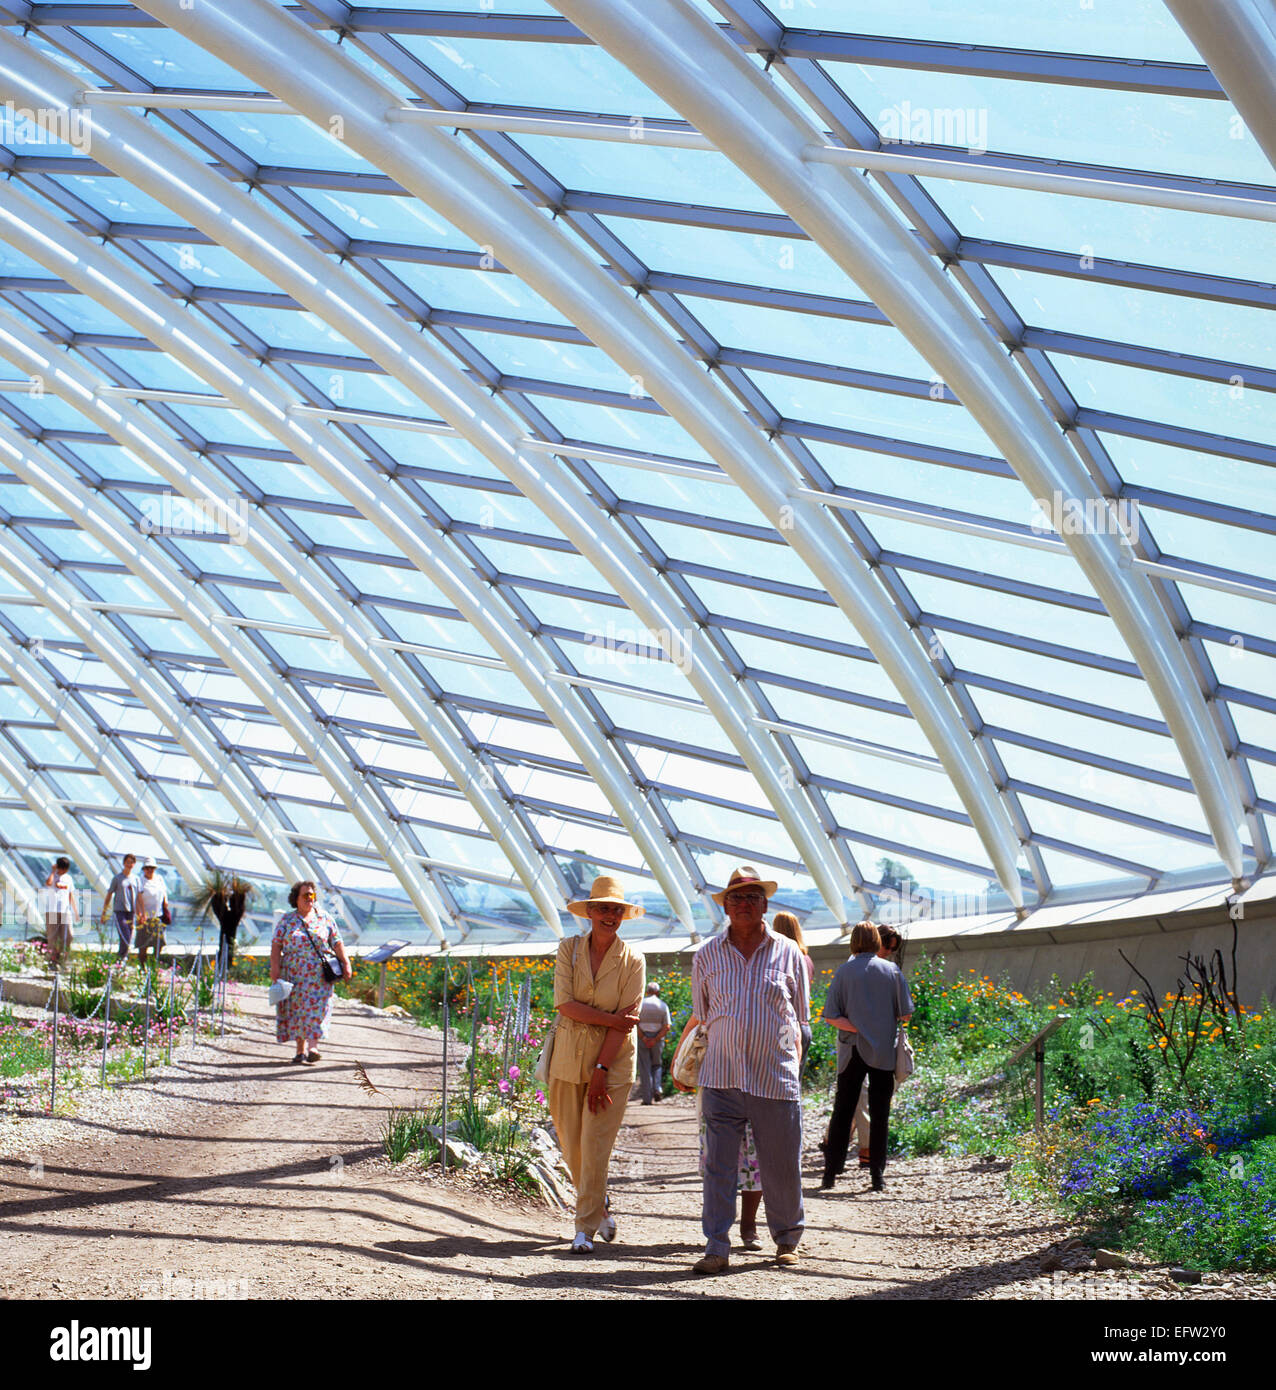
{"left": 548, "top": 1078, "right": 631, "bottom": 1238}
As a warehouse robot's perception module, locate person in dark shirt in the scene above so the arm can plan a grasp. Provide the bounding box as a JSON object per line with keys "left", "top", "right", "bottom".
{"left": 211, "top": 877, "right": 249, "bottom": 970}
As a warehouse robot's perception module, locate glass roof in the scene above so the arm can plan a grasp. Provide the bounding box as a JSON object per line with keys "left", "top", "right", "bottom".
{"left": 0, "top": 1, "right": 1270, "bottom": 952}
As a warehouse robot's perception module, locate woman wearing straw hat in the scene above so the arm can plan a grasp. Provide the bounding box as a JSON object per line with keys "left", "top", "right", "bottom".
{"left": 549, "top": 875, "right": 646, "bottom": 1254}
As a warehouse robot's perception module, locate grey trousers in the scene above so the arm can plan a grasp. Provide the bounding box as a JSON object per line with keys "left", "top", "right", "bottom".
{"left": 701, "top": 1086, "right": 804, "bottom": 1257}
{"left": 636, "top": 1035, "right": 663, "bottom": 1101}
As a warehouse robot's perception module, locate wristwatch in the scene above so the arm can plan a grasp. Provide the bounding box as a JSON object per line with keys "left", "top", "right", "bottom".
{"left": 594, "top": 1063, "right": 608, "bottom": 1073}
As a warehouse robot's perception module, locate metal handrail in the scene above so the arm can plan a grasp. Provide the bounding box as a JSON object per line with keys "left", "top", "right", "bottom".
{"left": 1005, "top": 1015, "right": 1071, "bottom": 1129}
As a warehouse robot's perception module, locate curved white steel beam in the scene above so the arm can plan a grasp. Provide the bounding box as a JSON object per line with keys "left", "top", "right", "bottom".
{"left": 0, "top": 420, "right": 453, "bottom": 945}
{"left": 129, "top": 0, "right": 1025, "bottom": 908}
{"left": 0, "top": 174, "right": 695, "bottom": 933}
{"left": 1164, "top": 0, "right": 1276, "bottom": 173}
{"left": 555, "top": 0, "right": 1250, "bottom": 885}
{"left": 2, "top": 43, "right": 860, "bottom": 921}
{"left": 0, "top": 732, "right": 109, "bottom": 895}
{"left": 0, "top": 531, "right": 308, "bottom": 886}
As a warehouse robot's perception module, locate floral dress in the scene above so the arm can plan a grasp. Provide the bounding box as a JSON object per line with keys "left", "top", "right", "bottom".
{"left": 273, "top": 910, "right": 343, "bottom": 1044}
{"left": 695, "top": 1089, "right": 761, "bottom": 1192}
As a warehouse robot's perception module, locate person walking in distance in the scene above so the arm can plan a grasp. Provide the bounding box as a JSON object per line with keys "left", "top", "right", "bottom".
{"left": 135, "top": 857, "right": 169, "bottom": 968}
{"left": 99, "top": 853, "right": 139, "bottom": 965}
{"left": 691, "top": 866, "right": 809, "bottom": 1274}
{"left": 42, "top": 856, "right": 78, "bottom": 971}
{"left": 821, "top": 922, "right": 913, "bottom": 1193}
{"left": 636, "top": 982, "right": 672, "bottom": 1105}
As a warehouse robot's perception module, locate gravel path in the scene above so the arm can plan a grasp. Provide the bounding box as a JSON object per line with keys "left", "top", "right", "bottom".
{"left": 0, "top": 988, "right": 1270, "bottom": 1300}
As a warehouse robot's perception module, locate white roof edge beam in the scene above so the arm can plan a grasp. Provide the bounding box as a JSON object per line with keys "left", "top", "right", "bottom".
{"left": 0, "top": 734, "right": 108, "bottom": 894}
{"left": 11, "top": 46, "right": 859, "bottom": 923}
{"left": 556, "top": 0, "right": 1249, "bottom": 885}
{"left": 130, "top": 0, "right": 1020, "bottom": 909}
{"left": 0, "top": 423, "right": 453, "bottom": 946}
{"left": 1163, "top": 0, "right": 1276, "bottom": 174}
{"left": 0, "top": 189, "right": 693, "bottom": 938}
{"left": 0, "top": 637, "right": 204, "bottom": 887}
{"left": 0, "top": 538, "right": 308, "bottom": 886}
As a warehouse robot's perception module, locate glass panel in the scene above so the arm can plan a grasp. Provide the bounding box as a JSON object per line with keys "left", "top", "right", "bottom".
{"left": 519, "top": 135, "right": 783, "bottom": 215}
{"left": 797, "top": 0, "right": 1198, "bottom": 60}
{"left": 990, "top": 265, "right": 1276, "bottom": 370}
{"left": 1052, "top": 353, "right": 1276, "bottom": 450}
{"left": 841, "top": 65, "right": 1272, "bottom": 183}
{"left": 1140, "top": 507, "right": 1276, "bottom": 586}
{"left": 394, "top": 36, "right": 680, "bottom": 116}
{"left": 998, "top": 742, "right": 1210, "bottom": 833}
{"left": 1017, "top": 794, "right": 1214, "bottom": 872}
{"left": 600, "top": 214, "right": 868, "bottom": 300}
{"left": 1105, "top": 435, "right": 1276, "bottom": 515}
{"left": 931, "top": 179, "right": 1275, "bottom": 284}
{"left": 749, "top": 367, "right": 1004, "bottom": 455}
{"left": 295, "top": 187, "right": 481, "bottom": 251}
{"left": 390, "top": 260, "right": 573, "bottom": 323}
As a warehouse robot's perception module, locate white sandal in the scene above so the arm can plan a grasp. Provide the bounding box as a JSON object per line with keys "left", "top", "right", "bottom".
{"left": 570, "top": 1232, "right": 594, "bottom": 1254}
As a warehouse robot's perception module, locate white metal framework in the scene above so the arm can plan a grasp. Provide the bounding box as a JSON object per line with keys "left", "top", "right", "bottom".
{"left": 0, "top": 1, "right": 1268, "bottom": 945}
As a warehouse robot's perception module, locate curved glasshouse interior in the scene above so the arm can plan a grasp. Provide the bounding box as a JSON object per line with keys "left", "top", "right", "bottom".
{"left": 0, "top": 0, "right": 1271, "bottom": 967}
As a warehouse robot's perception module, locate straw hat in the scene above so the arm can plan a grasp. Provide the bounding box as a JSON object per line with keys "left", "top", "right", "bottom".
{"left": 567, "top": 874, "right": 645, "bottom": 921}
{"left": 711, "top": 865, "right": 778, "bottom": 907}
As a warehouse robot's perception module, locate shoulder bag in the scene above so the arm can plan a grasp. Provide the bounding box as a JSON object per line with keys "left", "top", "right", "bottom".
{"left": 302, "top": 916, "right": 343, "bottom": 983}
{"left": 534, "top": 935, "right": 580, "bottom": 1084}
{"left": 671, "top": 1019, "right": 709, "bottom": 1089}
{"left": 894, "top": 1026, "right": 915, "bottom": 1084}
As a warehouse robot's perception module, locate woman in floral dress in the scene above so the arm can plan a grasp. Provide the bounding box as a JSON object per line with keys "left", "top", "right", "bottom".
{"left": 270, "top": 881, "right": 351, "bottom": 1064}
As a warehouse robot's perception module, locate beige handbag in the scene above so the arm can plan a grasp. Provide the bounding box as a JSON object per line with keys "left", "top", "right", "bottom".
{"left": 671, "top": 1020, "right": 709, "bottom": 1088}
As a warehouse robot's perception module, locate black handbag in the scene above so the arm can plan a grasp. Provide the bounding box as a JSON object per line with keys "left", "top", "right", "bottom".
{"left": 302, "top": 919, "right": 343, "bottom": 982}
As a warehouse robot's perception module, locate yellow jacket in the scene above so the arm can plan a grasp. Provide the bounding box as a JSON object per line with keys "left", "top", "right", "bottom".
{"left": 550, "top": 932, "right": 645, "bottom": 1085}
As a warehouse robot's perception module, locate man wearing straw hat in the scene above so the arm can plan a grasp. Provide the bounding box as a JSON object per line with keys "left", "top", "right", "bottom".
{"left": 690, "top": 866, "right": 809, "bottom": 1274}
{"left": 548, "top": 875, "right": 646, "bottom": 1254}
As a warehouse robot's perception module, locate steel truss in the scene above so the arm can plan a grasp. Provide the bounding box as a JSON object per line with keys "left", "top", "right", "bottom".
{"left": 0, "top": 176, "right": 699, "bottom": 936}
{"left": 0, "top": 43, "right": 861, "bottom": 925}
{"left": 0, "top": 404, "right": 460, "bottom": 941}
{"left": 0, "top": 528, "right": 310, "bottom": 886}
{"left": 134, "top": 0, "right": 1030, "bottom": 908}
{"left": 557, "top": 0, "right": 1251, "bottom": 888}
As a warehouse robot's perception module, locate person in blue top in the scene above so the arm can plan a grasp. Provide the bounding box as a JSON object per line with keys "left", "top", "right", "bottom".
{"left": 99, "top": 853, "right": 139, "bottom": 964}
{"left": 820, "top": 920, "right": 913, "bottom": 1192}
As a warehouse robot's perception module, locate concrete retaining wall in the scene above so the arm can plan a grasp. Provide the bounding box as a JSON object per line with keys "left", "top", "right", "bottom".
{"left": 643, "top": 899, "right": 1276, "bottom": 1006}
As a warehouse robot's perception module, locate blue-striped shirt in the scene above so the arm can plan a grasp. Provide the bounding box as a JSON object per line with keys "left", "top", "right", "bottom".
{"left": 692, "top": 927, "right": 810, "bottom": 1101}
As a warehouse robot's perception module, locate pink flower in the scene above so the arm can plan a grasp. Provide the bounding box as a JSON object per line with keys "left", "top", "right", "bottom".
{"left": 508, "top": 1065, "right": 520, "bottom": 1081}
{"left": 498, "top": 1079, "right": 510, "bottom": 1094}
{"left": 535, "top": 1090, "right": 546, "bottom": 1106}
